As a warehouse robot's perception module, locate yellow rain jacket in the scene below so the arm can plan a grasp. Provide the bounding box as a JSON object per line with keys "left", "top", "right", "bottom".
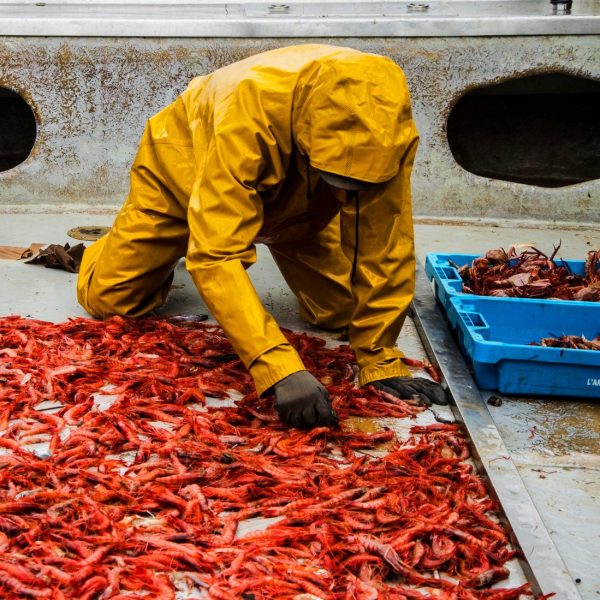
{"left": 77, "top": 44, "right": 419, "bottom": 396}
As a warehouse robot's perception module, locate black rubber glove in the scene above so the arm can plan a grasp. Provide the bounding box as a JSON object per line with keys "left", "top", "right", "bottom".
{"left": 372, "top": 376, "right": 448, "bottom": 407}
{"left": 274, "top": 371, "right": 339, "bottom": 429}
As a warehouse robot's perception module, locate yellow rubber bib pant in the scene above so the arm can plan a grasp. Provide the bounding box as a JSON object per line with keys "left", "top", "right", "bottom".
{"left": 78, "top": 172, "right": 354, "bottom": 338}
{"left": 78, "top": 126, "right": 190, "bottom": 320}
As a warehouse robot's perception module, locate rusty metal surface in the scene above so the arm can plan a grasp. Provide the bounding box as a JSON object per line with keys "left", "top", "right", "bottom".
{"left": 67, "top": 225, "right": 111, "bottom": 240}
{"left": 0, "top": 36, "right": 598, "bottom": 222}
{"left": 483, "top": 395, "right": 600, "bottom": 600}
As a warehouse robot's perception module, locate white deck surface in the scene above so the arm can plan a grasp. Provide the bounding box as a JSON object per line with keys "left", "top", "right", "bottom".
{"left": 0, "top": 212, "right": 598, "bottom": 598}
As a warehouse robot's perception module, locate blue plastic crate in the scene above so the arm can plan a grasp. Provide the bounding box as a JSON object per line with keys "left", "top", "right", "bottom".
{"left": 424, "top": 253, "right": 591, "bottom": 328}
{"left": 448, "top": 296, "right": 600, "bottom": 398}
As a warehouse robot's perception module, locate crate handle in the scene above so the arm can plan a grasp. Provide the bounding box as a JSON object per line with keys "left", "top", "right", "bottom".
{"left": 460, "top": 310, "right": 489, "bottom": 331}
{"left": 436, "top": 266, "right": 460, "bottom": 281}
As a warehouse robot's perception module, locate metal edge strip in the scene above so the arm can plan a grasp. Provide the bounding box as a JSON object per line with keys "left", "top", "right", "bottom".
{"left": 0, "top": 16, "right": 599, "bottom": 37}
{"left": 411, "top": 264, "right": 580, "bottom": 599}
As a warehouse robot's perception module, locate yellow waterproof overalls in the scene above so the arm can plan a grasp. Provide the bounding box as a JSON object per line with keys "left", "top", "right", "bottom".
{"left": 77, "top": 44, "right": 419, "bottom": 396}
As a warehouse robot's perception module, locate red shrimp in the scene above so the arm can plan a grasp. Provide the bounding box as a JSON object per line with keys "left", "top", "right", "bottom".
{"left": 0, "top": 572, "right": 51, "bottom": 598}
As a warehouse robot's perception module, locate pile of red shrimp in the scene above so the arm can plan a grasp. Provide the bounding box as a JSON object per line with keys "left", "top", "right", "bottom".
{"left": 0, "top": 315, "right": 536, "bottom": 599}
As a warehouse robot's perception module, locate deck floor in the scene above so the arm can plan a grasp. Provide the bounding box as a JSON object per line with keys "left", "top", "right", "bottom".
{"left": 1, "top": 212, "right": 598, "bottom": 598}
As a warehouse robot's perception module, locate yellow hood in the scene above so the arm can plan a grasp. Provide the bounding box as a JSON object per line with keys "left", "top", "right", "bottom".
{"left": 293, "top": 51, "right": 413, "bottom": 183}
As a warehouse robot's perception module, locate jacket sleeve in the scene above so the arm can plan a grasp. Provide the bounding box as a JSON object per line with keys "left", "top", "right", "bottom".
{"left": 185, "top": 91, "right": 305, "bottom": 396}
{"left": 341, "top": 132, "right": 420, "bottom": 386}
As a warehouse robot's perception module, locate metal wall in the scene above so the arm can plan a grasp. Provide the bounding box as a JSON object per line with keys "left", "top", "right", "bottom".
{"left": 1, "top": 36, "right": 599, "bottom": 222}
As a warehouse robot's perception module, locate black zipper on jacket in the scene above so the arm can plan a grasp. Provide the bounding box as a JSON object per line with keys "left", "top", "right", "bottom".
{"left": 305, "top": 156, "right": 313, "bottom": 200}
{"left": 349, "top": 190, "right": 359, "bottom": 286}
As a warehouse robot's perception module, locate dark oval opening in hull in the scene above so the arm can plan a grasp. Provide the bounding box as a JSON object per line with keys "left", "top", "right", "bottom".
{"left": 447, "top": 73, "right": 600, "bottom": 188}
{"left": 0, "top": 88, "right": 37, "bottom": 172}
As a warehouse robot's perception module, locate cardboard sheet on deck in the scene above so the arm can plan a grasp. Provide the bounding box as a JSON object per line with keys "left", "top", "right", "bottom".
{"left": 0, "top": 244, "right": 46, "bottom": 260}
